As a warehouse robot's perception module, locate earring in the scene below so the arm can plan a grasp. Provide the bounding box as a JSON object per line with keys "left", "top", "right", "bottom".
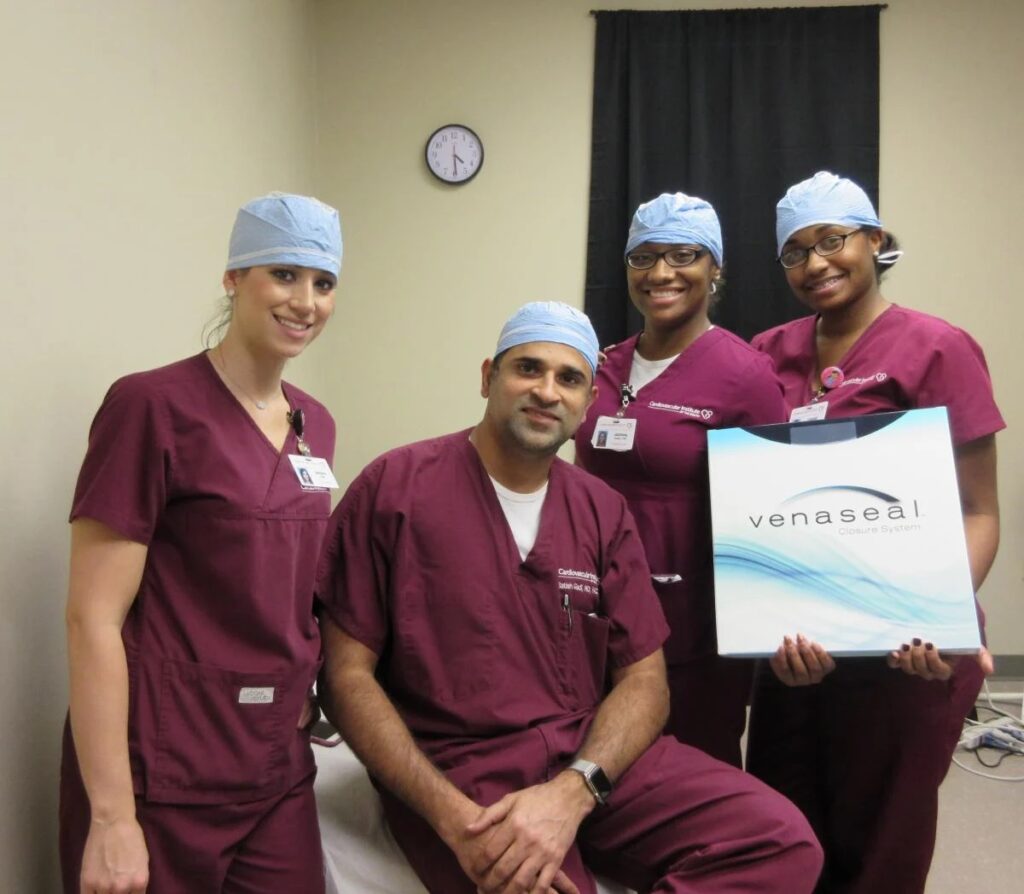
{"left": 709, "top": 281, "right": 718, "bottom": 295}
{"left": 227, "top": 288, "right": 236, "bottom": 298}
{"left": 872, "top": 251, "right": 879, "bottom": 259}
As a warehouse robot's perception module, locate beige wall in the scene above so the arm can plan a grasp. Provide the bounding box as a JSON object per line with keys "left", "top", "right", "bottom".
{"left": 0, "top": 0, "right": 319, "bottom": 888}
{"left": 2, "top": 0, "right": 1020, "bottom": 887}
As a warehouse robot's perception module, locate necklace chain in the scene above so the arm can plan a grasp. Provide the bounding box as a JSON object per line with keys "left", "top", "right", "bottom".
{"left": 215, "top": 345, "right": 277, "bottom": 411}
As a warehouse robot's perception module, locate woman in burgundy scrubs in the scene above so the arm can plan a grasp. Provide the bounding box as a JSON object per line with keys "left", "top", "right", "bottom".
{"left": 747, "top": 171, "right": 1003, "bottom": 893}
{"left": 62, "top": 193, "right": 342, "bottom": 894}
{"left": 575, "top": 193, "right": 787, "bottom": 767}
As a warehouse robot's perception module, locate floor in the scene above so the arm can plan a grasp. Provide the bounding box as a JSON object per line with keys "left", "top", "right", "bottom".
{"left": 927, "top": 680, "right": 1024, "bottom": 892}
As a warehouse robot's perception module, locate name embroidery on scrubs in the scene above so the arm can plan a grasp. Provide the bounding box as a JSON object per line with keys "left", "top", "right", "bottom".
{"left": 557, "top": 568, "right": 601, "bottom": 632}
{"left": 557, "top": 568, "right": 599, "bottom": 594}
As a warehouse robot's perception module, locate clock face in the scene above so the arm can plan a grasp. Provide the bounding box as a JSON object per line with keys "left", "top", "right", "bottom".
{"left": 425, "top": 124, "right": 484, "bottom": 184}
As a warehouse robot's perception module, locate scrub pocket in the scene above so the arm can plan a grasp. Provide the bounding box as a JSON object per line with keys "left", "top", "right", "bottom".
{"left": 568, "top": 610, "right": 610, "bottom": 707}
{"left": 151, "top": 658, "right": 286, "bottom": 802}
{"left": 652, "top": 576, "right": 714, "bottom": 663}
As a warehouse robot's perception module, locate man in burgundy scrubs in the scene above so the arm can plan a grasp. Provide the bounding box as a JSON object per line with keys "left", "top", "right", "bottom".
{"left": 317, "top": 302, "right": 823, "bottom": 894}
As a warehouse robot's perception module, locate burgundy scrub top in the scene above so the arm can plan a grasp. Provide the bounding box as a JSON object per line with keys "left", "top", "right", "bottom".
{"left": 752, "top": 305, "right": 1005, "bottom": 446}
{"left": 70, "top": 353, "right": 335, "bottom": 805}
{"left": 316, "top": 430, "right": 669, "bottom": 753}
{"left": 574, "top": 328, "right": 787, "bottom": 663}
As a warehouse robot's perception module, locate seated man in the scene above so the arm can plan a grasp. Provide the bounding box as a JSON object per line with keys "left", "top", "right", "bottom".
{"left": 317, "top": 302, "right": 822, "bottom": 894}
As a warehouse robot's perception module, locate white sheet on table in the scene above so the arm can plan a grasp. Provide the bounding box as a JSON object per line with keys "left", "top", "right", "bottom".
{"left": 314, "top": 741, "right": 634, "bottom": 894}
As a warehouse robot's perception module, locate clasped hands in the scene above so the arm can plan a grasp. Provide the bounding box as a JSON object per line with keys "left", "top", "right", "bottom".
{"left": 443, "top": 772, "right": 596, "bottom": 894}
{"left": 770, "top": 633, "right": 994, "bottom": 686}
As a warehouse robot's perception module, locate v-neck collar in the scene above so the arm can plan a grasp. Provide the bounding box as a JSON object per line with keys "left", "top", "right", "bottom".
{"left": 200, "top": 351, "right": 296, "bottom": 457}
{"left": 617, "top": 327, "right": 720, "bottom": 396}
{"left": 460, "top": 432, "right": 558, "bottom": 571}
{"left": 806, "top": 304, "right": 896, "bottom": 398}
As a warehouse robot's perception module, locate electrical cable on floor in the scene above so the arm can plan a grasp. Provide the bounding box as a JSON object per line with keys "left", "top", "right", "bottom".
{"left": 953, "top": 682, "right": 1024, "bottom": 781}
{"left": 951, "top": 753, "right": 1024, "bottom": 781}
{"left": 975, "top": 749, "right": 1017, "bottom": 769}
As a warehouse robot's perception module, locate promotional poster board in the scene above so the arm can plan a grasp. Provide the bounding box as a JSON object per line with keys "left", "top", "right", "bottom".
{"left": 707, "top": 408, "right": 980, "bottom": 657}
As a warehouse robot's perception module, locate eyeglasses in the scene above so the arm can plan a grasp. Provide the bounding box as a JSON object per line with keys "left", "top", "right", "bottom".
{"left": 626, "top": 247, "right": 707, "bottom": 270}
{"left": 778, "top": 230, "right": 864, "bottom": 269}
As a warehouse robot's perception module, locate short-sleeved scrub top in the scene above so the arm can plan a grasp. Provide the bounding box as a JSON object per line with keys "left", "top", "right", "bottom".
{"left": 575, "top": 328, "right": 787, "bottom": 663}
{"left": 70, "top": 353, "right": 335, "bottom": 805}
{"left": 316, "top": 430, "right": 670, "bottom": 756}
{"left": 752, "top": 305, "right": 1005, "bottom": 447}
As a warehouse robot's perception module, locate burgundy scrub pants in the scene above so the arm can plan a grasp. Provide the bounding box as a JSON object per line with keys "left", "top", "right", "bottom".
{"left": 665, "top": 655, "right": 753, "bottom": 768}
{"left": 380, "top": 721, "right": 823, "bottom": 893}
{"left": 59, "top": 723, "right": 325, "bottom": 894}
{"left": 747, "top": 656, "right": 983, "bottom": 894}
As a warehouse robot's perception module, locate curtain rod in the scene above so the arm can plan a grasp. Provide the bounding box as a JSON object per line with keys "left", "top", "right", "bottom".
{"left": 590, "top": 5, "right": 888, "bottom": 14}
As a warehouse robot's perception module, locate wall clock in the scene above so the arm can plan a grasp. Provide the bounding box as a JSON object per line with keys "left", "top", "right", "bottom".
{"left": 425, "top": 124, "right": 484, "bottom": 184}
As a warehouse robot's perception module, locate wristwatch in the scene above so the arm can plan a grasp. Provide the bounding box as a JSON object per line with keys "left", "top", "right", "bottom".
{"left": 568, "top": 759, "right": 613, "bottom": 806}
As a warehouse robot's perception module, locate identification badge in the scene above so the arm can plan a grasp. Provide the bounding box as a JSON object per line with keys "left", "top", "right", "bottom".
{"left": 591, "top": 415, "right": 637, "bottom": 451}
{"left": 238, "top": 687, "right": 275, "bottom": 704}
{"left": 288, "top": 455, "right": 340, "bottom": 490}
{"left": 790, "top": 402, "right": 828, "bottom": 422}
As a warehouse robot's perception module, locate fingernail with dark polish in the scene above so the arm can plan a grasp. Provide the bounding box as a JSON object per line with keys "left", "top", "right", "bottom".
{"left": 901, "top": 644, "right": 910, "bottom": 652}
{"left": 912, "top": 638, "right": 922, "bottom": 647}
{"left": 925, "top": 642, "right": 934, "bottom": 651}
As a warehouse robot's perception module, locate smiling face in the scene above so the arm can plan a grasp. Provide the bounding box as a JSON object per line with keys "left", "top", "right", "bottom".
{"left": 222, "top": 264, "right": 336, "bottom": 360}
{"left": 625, "top": 243, "right": 719, "bottom": 332}
{"left": 781, "top": 225, "right": 883, "bottom": 315}
{"left": 480, "top": 342, "right": 597, "bottom": 458}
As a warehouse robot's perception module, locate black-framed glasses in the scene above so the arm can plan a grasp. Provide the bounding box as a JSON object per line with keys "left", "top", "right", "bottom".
{"left": 626, "top": 247, "right": 707, "bottom": 270}
{"left": 778, "top": 229, "right": 864, "bottom": 269}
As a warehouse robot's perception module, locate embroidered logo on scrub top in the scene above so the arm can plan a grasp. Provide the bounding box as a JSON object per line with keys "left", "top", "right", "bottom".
{"left": 839, "top": 372, "right": 888, "bottom": 387}
{"left": 647, "top": 401, "right": 715, "bottom": 421}
{"left": 557, "top": 568, "right": 599, "bottom": 595}
{"left": 557, "top": 568, "right": 601, "bottom": 625}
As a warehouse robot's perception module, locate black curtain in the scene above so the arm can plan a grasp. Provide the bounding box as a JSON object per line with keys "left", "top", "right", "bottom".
{"left": 585, "top": 6, "right": 881, "bottom": 345}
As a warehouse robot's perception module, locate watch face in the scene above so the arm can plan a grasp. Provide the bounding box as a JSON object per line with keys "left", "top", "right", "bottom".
{"left": 570, "top": 759, "right": 612, "bottom": 805}
{"left": 425, "top": 124, "right": 484, "bottom": 184}
{"left": 590, "top": 765, "right": 613, "bottom": 800}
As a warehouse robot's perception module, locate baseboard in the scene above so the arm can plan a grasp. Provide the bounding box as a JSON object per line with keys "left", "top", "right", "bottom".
{"left": 993, "top": 654, "right": 1024, "bottom": 679}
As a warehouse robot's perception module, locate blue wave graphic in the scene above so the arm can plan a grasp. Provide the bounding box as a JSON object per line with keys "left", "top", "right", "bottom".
{"left": 714, "top": 537, "right": 954, "bottom": 626}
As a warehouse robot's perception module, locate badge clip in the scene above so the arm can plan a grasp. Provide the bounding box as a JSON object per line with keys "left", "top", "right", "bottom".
{"left": 288, "top": 408, "right": 311, "bottom": 456}
{"left": 617, "top": 383, "right": 636, "bottom": 418}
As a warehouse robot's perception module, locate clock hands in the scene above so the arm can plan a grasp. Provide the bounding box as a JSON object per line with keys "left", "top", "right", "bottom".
{"left": 426, "top": 124, "right": 481, "bottom": 183}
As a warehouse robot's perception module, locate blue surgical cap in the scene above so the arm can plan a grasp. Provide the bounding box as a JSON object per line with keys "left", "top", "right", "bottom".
{"left": 495, "top": 302, "right": 600, "bottom": 376}
{"left": 625, "top": 193, "right": 724, "bottom": 267}
{"left": 226, "top": 192, "right": 342, "bottom": 277}
{"left": 776, "top": 172, "right": 882, "bottom": 256}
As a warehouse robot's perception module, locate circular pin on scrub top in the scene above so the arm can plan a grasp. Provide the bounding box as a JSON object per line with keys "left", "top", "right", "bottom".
{"left": 820, "top": 366, "right": 845, "bottom": 390}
